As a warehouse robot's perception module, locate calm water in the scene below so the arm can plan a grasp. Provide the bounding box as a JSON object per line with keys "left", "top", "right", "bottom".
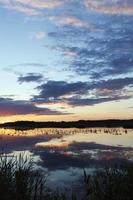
{"left": 0, "top": 127, "right": 133, "bottom": 189}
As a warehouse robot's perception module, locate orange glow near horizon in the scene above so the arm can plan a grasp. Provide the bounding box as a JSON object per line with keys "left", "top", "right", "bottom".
{"left": 0, "top": 99, "right": 133, "bottom": 123}
{"left": 0, "top": 112, "right": 132, "bottom": 123}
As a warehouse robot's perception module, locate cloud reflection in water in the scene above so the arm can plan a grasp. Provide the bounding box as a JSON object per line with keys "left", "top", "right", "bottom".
{"left": 0, "top": 128, "right": 133, "bottom": 188}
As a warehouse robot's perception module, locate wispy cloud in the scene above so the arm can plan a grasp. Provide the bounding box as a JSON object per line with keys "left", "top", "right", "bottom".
{"left": 0, "top": 0, "right": 65, "bottom": 15}
{"left": 34, "top": 31, "right": 47, "bottom": 39}
{"left": 85, "top": 0, "right": 133, "bottom": 15}
{"left": 5, "top": 4, "right": 40, "bottom": 15}
{"left": 9, "top": 63, "right": 46, "bottom": 68}
{"left": 15, "top": 0, "right": 64, "bottom": 9}
{"left": 49, "top": 15, "right": 90, "bottom": 28}
{"left": 4, "top": 63, "right": 46, "bottom": 74}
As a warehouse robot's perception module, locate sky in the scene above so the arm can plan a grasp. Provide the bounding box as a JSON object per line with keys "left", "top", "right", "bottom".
{"left": 0, "top": 0, "right": 133, "bottom": 122}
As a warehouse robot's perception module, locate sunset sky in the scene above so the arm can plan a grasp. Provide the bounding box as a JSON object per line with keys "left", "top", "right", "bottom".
{"left": 0, "top": 0, "right": 133, "bottom": 122}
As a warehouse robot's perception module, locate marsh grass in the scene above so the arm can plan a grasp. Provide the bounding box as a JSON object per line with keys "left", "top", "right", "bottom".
{"left": 0, "top": 153, "right": 47, "bottom": 200}
{"left": 84, "top": 165, "right": 133, "bottom": 200}
{"left": 0, "top": 153, "right": 133, "bottom": 200}
{"left": 0, "top": 153, "right": 77, "bottom": 200}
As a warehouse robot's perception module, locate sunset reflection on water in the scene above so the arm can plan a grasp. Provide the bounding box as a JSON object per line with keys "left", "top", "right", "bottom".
{"left": 0, "top": 127, "right": 133, "bottom": 188}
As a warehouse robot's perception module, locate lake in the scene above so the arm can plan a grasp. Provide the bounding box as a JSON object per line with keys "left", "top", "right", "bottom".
{"left": 0, "top": 127, "right": 133, "bottom": 190}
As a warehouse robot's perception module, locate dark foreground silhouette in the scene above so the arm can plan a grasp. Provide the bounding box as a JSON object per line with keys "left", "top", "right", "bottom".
{"left": 0, "top": 154, "right": 133, "bottom": 200}
{"left": 0, "top": 119, "right": 133, "bottom": 130}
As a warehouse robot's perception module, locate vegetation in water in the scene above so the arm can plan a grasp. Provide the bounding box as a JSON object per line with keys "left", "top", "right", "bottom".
{"left": 0, "top": 154, "right": 133, "bottom": 200}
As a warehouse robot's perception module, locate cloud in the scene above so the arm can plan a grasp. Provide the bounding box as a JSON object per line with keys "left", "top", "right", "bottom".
{"left": 62, "top": 96, "right": 130, "bottom": 107}
{"left": 48, "top": 15, "right": 89, "bottom": 28}
{"left": 9, "top": 63, "right": 46, "bottom": 68}
{"left": 18, "top": 73, "right": 43, "bottom": 84}
{"left": 0, "top": 97, "right": 65, "bottom": 116}
{"left": 4, "top": 63, "right": 46, "bottom": 75}
{"left": 84, "top": 0, "right": 133, "bottom": 15}
{"left": 32, "top": 78, "right": 133, "bottom": 107}
{"left": 97, "top": 77, "right": 133, "bottom": 91}
{"left": 7, "top": 4, "right": 40, "bottom": 15}
{"left": 0, "top": 0, "right": 65, "bottom": 15}
{"left": 5, "top": 63, "right": 46, "bottom": 73}
{"left": 35, "top": 80, "right": 88, "bottom": 99}
{"left": 15, "top": 0, "right": 64, "bottom": 9}
{"left": 62, "top": 49, "right": 77, "bottom": 58}
{"left": 34, "top": 31, "right": 47, "bottom": 39}
{"left": 0, "top": 1, "right": 132, "bottom": 116}
{"left": 36, "top": 2, "right": 133, "bottom": 81}
{"left": 64, "top": 20, "right": 133, "bottom": 78}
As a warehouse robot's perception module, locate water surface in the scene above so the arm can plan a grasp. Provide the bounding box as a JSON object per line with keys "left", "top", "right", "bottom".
{"left": 0, "top": 127, "right": 133, "bottom": 189}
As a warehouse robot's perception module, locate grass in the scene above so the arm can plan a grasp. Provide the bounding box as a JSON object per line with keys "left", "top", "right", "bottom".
{"left": 84, "top": 165, "right": 133, "bottom": 200}
{"left": 0, "top": 153, "right": 133, "bottom": 200}
{"left": 0, "top": 154, "right": 46, "bottom": 200}
{"left": 0, "top": 154, "right": 77, "bottom": 200}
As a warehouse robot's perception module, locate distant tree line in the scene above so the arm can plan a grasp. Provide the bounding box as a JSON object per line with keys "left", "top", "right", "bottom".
{"left": 0, "top": 119, "right": 133, "bottom": 130}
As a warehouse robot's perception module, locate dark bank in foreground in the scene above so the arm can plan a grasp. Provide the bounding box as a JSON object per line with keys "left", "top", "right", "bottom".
{"left": 0, "top": 119, "right": 133, "bottom": 130}
{"left": 0, "top": 154, "right": 133, "bottom": 200}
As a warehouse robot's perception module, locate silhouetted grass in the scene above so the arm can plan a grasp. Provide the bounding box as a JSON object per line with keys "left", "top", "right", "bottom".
{"left": 84, "top": 165, "right": 133, "bottom": 200}
{"left": 0, "top": 154, "right": 77, "bottom": 200}
{"left": 0, "top": 154, "right": 47, "bottom": 200}
{"left": 0, "top": 153, "right": 133, "bottom": 200}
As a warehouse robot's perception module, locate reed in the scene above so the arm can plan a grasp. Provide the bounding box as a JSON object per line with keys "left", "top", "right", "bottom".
{"left": 0, "top": 153, "right": 77, "bottom": 200}
{"left": 0, "top": 153, "right": 132, "bottom": 200}
{"left": 84, "top": 165, "right": 133, "bottom": 200}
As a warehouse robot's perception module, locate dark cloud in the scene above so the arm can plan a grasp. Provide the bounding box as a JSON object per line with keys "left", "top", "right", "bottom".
{"left": 18, "top": 73, "right": 43, "bottom": 84}
{"left": 48, "top": 14, "right": 133, "bottom": 80}
{"left": 32, "top": 77, "right": 133, "bottom": 107}
{"left": 0, "top": 97, "right": 65, "bottom": 116}
{"left": 97, "top": 77, "right": 133, "bottom": 90}
{"left": 67, "top": 35, "right": 133, "bottom": 78}
{"left": 35, "top": 80, "right": 88, "bottom": 99}
{"left": 62, "top": 96, "right": 130, "bottom": 107}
